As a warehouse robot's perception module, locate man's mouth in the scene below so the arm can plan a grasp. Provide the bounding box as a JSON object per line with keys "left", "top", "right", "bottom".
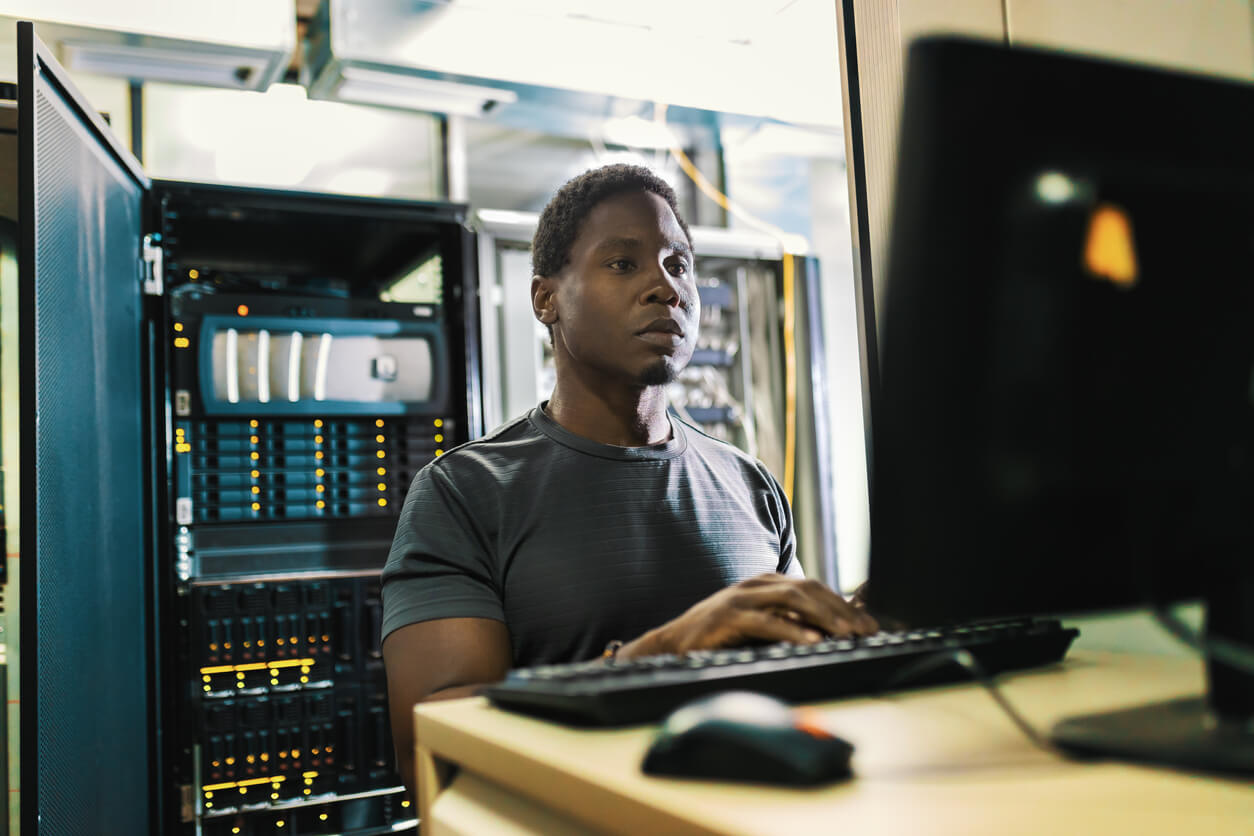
{"left": 637, "top": 317, "right": 685, "bottom": 338}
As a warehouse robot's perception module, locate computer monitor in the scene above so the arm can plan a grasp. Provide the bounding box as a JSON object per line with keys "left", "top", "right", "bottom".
{"left": 864, "top": 37, "right": 1254, "bottom": 773}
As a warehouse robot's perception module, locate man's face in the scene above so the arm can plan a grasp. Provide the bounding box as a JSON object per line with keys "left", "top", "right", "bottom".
{"left": 542, "top": 190, "right": 699, "bottom": 387}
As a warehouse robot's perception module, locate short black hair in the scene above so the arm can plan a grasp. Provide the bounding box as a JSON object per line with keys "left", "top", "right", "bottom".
{"left": 531, "top": 163, "right": 693, "bottom": 278}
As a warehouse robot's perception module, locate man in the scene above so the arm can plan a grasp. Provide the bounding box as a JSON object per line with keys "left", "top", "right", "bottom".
{"left": 381, "top": 164, "right": 874, "bottom": 796}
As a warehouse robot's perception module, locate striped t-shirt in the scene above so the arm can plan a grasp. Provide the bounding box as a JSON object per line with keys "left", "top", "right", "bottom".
{"left": 381, "top": 404, "right": 800, "bottom": 666}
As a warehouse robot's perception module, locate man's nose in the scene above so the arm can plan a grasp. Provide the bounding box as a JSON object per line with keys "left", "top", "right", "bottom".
{"left": 643, "top": 264, "right": 682, "bottom": 307}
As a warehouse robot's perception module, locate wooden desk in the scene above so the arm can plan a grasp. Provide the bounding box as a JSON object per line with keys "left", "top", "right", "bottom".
{"left": 413, "top": 652, "right": 1253, "bottom": 835}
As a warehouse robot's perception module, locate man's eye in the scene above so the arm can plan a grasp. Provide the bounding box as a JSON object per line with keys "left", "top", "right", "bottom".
{"left": 667, "top": 261, "right": 690, "bottom": 276}
{"left": 608, "top": 259, "right": 634, "bottom": 271}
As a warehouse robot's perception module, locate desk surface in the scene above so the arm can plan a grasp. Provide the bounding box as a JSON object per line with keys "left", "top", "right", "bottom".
{"left": 414, "top": 651, "right": 1254, "bottom": 835}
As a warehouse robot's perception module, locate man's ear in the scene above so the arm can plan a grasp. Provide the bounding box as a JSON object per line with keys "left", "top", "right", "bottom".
{"left": 531, "top": 275, "right": 558, "bottom": 325}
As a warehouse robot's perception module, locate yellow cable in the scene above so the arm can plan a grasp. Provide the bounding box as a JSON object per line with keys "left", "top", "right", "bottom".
{"left": 782, "top": 253, "right": 796, "bottom": 504}
{"left": 657, "top": 104, "right": 799, "bottom": 503}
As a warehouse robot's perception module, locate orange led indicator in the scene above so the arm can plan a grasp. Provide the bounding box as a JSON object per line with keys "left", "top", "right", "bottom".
{"left": 237, "top": 304, "right": 250, "bottom": 317}
{"left": 188, "top": 269, "right": 200, "bottom": 280}
{"left": 1083, "top": 203, "right": 1139, "bottom": 288}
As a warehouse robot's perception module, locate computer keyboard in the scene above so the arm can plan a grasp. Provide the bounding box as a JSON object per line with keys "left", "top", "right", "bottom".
{"left": 484, "top": 618, "right": 1080, "bottom": 726}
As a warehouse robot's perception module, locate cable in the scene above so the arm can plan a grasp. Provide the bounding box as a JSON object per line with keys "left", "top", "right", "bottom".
{"left": 654, "top": 102, "right": 800, "bottom": 502}
{"left": 877, "top": 648, "right": 1058, "bottom": 755}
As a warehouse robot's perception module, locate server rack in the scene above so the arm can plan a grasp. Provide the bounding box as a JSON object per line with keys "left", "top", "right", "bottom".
{"left": 14, "top": 24, "right": 482, "bottom": 835}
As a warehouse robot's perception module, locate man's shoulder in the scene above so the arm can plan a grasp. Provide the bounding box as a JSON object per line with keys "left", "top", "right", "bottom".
{"left": 677, "top": 414, "right": 768, "bottom": 472}
{"left": 420, "top": 410, "right": 548, "bottom": 482}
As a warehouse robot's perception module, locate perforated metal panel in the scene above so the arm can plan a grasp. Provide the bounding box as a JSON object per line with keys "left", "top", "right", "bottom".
{"left": 22, "top": 28, "right": 150, "bottom": 834}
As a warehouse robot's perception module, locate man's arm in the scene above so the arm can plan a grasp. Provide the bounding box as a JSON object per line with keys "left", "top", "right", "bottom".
{"left": 382, "top": 617, "right": 512, "bottom": 800}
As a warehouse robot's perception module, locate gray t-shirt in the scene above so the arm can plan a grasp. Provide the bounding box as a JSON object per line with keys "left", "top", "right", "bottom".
{"left": 381, "top": 404, "right": 801, "bottom": 666}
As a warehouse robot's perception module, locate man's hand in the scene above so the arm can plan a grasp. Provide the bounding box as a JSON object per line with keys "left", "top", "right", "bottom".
{"left": 619, "top": 574, "right": 878, "bottom": 659}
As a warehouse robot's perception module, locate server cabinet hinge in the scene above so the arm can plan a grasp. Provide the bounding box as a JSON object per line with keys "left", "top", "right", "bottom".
{"left": 141, "top": 233, "right": 163, "bottom": 296}
{"left": 178, "top": 783, "right": 195, "bottom": 823}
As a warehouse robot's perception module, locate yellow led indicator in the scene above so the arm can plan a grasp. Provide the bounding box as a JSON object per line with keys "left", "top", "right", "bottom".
{"left": 315, "top": 484, "right": 325, "bottom": 493}
{"left": 377, "top": 482, "right": 387, "bottom": 491}
{"left": 250, "top": 435, "right": 259, "bottom": 444}
{"left": 202, "top": 675, "right": 211, "bottom": 683}
{"left": 401, "top": 800, "right": 411, "bottom": 809}
{"left": 276, "top": 820, "right": 284, "bottom": 828}
{"left": 232, "top": 828, "right": 240, "bottom": 835}
{"left": 300, "top": 676, "right": 309, "bottom": 683}
{"left": 315, "top": 468, "right": 325, "bottom": 477}
{"left": 205, "top": 792, "right": 214, "bottom": 799}
{"left": 246, "top": 755, "right": 255, "bottom": 764}
{"left": 376, "top": 450, "right": 385, "bottom": 459}
{"left": 434, "top": 434, "right": 444, "bottom": 443}
{"left": 1083, "top": 202, "right": 1139, "bottom": 288}
{"left": 434, "top": 419, "right": 443, "bottom": 427}
{"left": 237, "top": 304, "right": 250, "bottom": 317}
{"left": 261, "top": 753, "right": 270, "bottom": 762}
{"left": 250, "top": 419, "right": 259, "bottom": 428}
{"left": 271, "top": 792, "right": 279, "bottom": 800}
{"left": 251, "top": 502, "right": 261, "bottom": 511}
{"left": 377, "top": 467, "right": 386, "bottom": 476}
{"left": 435, "top": 449, "right": 444, "bottom": 456}
{"left": 257, "top": 639, "right": 265, "bottom": 646}
{"left": 173, "top": 322, "right": 184, "bottom": 332}
{"left": 316, "top": 500, "right": 325, "bottom": 509}
{"left": 304, "top": 789, "right": 312, "bottom": 795}
{"left": 276, "top": 638, "right": 285, "bottom": 645}
{"left": 250, "top": 452, "right": 260, "bottom": 461}
{"left": 205, "top": 802, "right": 212, "bottom": 808}
{"left": 188, "top": 269, "right": 200, "bottom": 279}
{"left": 377, "top": 498, "right": 388, "bottom": 508}
{"left": 236, "top": 672, "right": 245, "bottom": 679}
{"left": 251, "top": 486, "right": 260, "bottom": 494}
{"left": 300, "top": 666, "right": 310, "bottom": 674}
{"left": 270, "top": 678, "right": 278, "bottom": 685}
{"left": 173, "top": 337, "right": 190, "bottom": 348}
{"left": 203, "top": 685, "right": 211, "bottom": 692}
{"left": 251, "top": 470, "right": 260, "bottom": 478}
{"left": 315, "top": 451, "right": 324, "bottom": 460}
{"left": 320, "top": 814, "right": 329, "bottom": 821}
{"left": 376, "top": 418, "right": 385, "bottom": 428}
{"left": 314, "top": 435, "right": 324, "bottom": 445}
{"left": 225, "top": 757, "right": 235, "bottom": 765}
{"left": 375, "top": 434, "right": 385, "bottom": 443}
{"left": 314, "top": 419, "right": 323, "bottom": 428}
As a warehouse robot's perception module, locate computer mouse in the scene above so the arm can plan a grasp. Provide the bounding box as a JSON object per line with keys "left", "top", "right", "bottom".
{"left": 641, "top": 691, "right": 854, "bottom": 786}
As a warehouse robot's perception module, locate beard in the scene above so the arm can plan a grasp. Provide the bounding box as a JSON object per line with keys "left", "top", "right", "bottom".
{"left": 638, "top": 356, "right": 679, "bottom": 386}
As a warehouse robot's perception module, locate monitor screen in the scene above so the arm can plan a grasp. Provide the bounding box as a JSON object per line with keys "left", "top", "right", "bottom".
{"left": 865, "top": 38, "right": 1254, "bottom": 628}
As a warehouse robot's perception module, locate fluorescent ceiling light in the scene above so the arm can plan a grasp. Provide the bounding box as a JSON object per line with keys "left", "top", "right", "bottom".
{"left": 61, "top": 40, "right": 269, "bottom": 88}
{"left": 332, "top": 66, "right": 518, "bottom": 116}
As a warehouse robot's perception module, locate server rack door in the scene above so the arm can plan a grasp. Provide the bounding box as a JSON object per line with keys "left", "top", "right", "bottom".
{"left": 17, "top": 23, "right": 153, "bottom": 835}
